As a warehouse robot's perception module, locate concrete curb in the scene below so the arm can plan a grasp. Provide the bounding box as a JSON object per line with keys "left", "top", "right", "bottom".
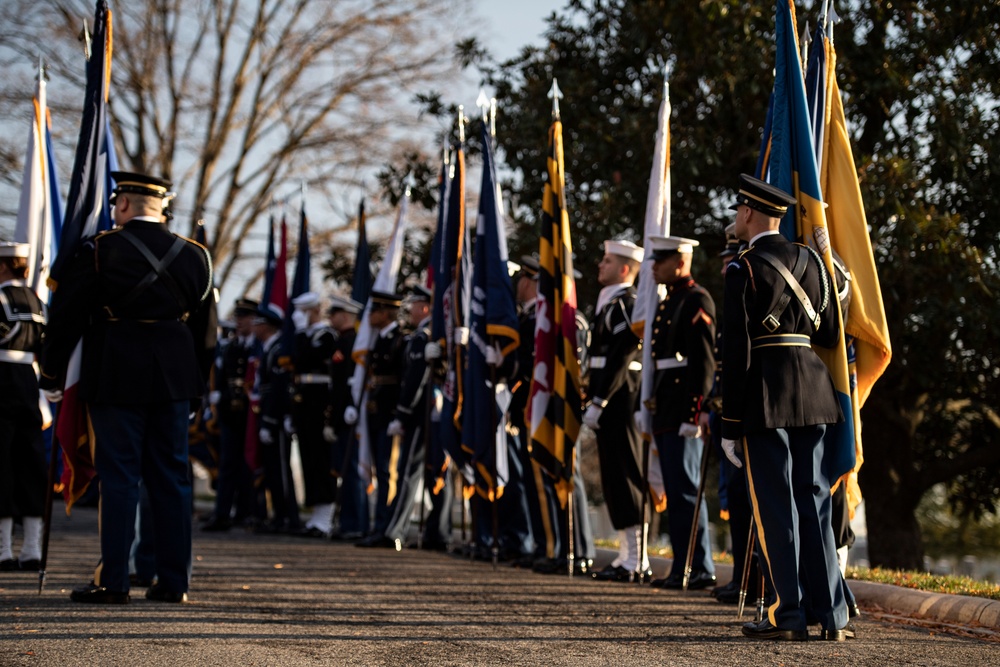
{"left": 603, "top": 549, "right": 1000, "bottom": 631}
{"left": 850, "top": 579, "right": 1000, "bottom": 629}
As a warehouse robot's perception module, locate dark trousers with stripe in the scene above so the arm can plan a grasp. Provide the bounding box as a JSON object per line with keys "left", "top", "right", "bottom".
{"left": 744, "top": 425, "right": 847, "bottom": 632}
{"left": 90, "top": 400, "right": 192, "bottom": 594}
{"left": 655, "top": 431, "right": 715, "bottom": 577}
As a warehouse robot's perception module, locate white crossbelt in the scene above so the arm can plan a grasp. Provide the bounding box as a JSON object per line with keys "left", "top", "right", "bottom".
{"left": 0, "top": 349, "right": 35, "bottom": 364}
{"left": 589, "top": 356, "right": 642, "bottom": 372}
{"left": 655, "top": 356, "right": 688, "bottom": 370}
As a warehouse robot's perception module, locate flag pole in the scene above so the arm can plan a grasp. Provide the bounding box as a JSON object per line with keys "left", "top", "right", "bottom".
{"left": 38, "top": 401, "right": 61, "bottom": 594}
{"left": 682, "top": 424, "right": 711, "bottom": 590}
{"left": 737, "top": 518, "right": 757, "bottom": 619}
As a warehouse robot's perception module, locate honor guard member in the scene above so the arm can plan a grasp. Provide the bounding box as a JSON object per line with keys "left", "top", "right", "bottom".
{"left": 708, "top": 224, "right": 758, "bottom": 604}
{"left": 323, "top": 295, "right": 367, "bottom": 539}
{"left": 0, "top": 242, "right": 47, "bottom": 572}
{"left": 203, "top": 297, "right": 260, "bottom": 532}
{"left": 520, "top": 257, "right": 595, "bottom": 575}
{"left": 253, "top": 303, "right": 301, "bottom": 534}
{"left": 721, "top": 174, "right": 850, "bottom": 641}
{"left": 584, "top": 240, "right": 650, "bottom": 583}
{"left": 344, "top": 290, "right": 405, "bottom": 539}
{"left": 377, "top": 285, "right": 435, "bottom": 548}
{"left": 646, "top": 235, "right": 718, "bottom": 590}
{"left": 289, "top": 291, "right": 338, "bottom": 538}
{"left": 40, "top": 171, "right": 216, "bottom": 604}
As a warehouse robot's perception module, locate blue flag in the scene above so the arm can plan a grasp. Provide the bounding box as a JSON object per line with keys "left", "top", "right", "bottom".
{"left": 49, "top": 0, "right": 114, "bottom": 287}
{"left": 261, "top": 214, "right": 277, "bottom": 307}
{"left": 767, "top": 0, "right": 855, "bottom": 481}
{"left": 351, "top": 199, "right": 372, "bottom": 306}
{"left": 462, "top": 125, "right": 519, "bottom": 500}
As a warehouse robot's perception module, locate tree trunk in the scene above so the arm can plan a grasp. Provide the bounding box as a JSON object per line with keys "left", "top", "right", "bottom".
{"left": 858, "top": 393, "right": 926, "bottom": 570}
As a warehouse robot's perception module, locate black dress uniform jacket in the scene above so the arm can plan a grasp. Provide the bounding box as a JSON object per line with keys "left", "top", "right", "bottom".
{"left": 721, "top": 233, "right": 842, "bottom": 440}
{"left": 587, "top": 285, "right": 644, "bottom": 529}
{"left": 394, "top": 318, "right": 431, "bottom": 429}
{"left": 327, "top": 327, "right": 356, "bottom": 433}
{"left": 650, "top": 277, "right": 716, "bottom": 434}
{"left": 42, "top": 219, "right": 215, "bottom": 403}
{"left": 1, "top": 281, "right": 46, "bottom": 411}
{"left": 366, "top": 322, "right": 405, "bottom": 418}
{"left": 217, "top": 335, "right": 254, "bottom": 426}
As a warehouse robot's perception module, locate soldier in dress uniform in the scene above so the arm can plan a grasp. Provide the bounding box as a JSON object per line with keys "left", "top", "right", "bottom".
{"left": 645, "top": 235, "right": 718, "bottom": 591}
{"left": 203, "top": 296, "right": 260, "bottom": 532}
{"left": 40, "top": 171, "right": 216, "bottom": 604}
{"left": 323, "top": 295, "right": 367, "bottom": 540}
{"left": 377, "top": 285, "right": 435, "bottom": 548}
{"left": 720, "top": 174, "right": 850, "bottom": 641}
{"left": 344, "top": 290, "right": 405, "bottom": 540}
{"left": 289, "top": 291, "right": 338, "bottom": 538}
{"left": 583, "top": 240, "right": 650, "bottom": 583}
{"left": 253, "top": 303, "right": 300, "bottom": 534}
{"left": 0, "top": 242, "right": 47, "bottom": 572}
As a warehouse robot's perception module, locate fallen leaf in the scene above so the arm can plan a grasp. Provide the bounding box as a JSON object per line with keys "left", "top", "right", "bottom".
{"left": 273, "top": 564, "right": 283, "bottom": 569}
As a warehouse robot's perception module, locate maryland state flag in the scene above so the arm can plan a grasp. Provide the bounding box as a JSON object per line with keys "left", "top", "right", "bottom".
{"left": 462, "top": 124, "right": 519, "bottom": 501}
{"left": 765, "top": 0, "right": 856, "bottom": 483}
{"left": 47, "top": 0, "right": 116, "bottom": 511}
{"left": 805, "top": 14, "right": 892, "bottom": 514}
{"left": 527, "top": 106, "right": 583, "bottom": 508}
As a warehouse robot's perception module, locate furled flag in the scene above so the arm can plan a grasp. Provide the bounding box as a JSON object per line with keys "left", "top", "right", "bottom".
{"left": 462, "top": 123, "right": 519, "bottom": 501}
{"left": 15, "top": 61, "right": 63, "bottom": 305}
{"left": 47, "top": 0, "right": 116, "bottom": 511}
{"left": 261, "top": 214, "right": 277, "bottom": 307}
{"left": 432, "top": 142, "right": 471, "bottom": 474}
{"left": 807, "top": 12, "right": 892, "bottom": 514}
{"left": 351, "top": 199, "right": 372, "bottom": 306}
{"left": 527, "top": 94, "right": 583, "bottom": 508}
{"left": 630, "top": 76, "right": 671, "bottom": 513}
{"left": 351, "top": 190, "right": 409, "bottom": 487}
{"left": 765, "top": 0, "right": 856, "bottom": 483}
{"left": 282, "top": 204, "right": 311, "bottom": 355}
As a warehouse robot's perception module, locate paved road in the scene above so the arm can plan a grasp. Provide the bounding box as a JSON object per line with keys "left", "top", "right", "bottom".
{"left": 1, "top": 506, "right": 996, "bottom": 666}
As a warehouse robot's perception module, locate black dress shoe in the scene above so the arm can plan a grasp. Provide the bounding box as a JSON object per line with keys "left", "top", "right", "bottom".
{"left": 508, "top": 553, "right": 537, "bottom": 568}
{"left": 685, "top": 570, "right": 718, "bottom": 590}
{"left": 532, "top": 557, "right": 567, "bottom": 575}
{"left": 356, "top": 534, "right": 395, "bottom": 549}
{"left": 592, "top": 565, "right": 630, "bottom": 582}
{"left": 200, "top": 518, "right": 232, "bottom": 532}
{"left": 820, "top": 623, "right": 856, "bottom": 641}
{"left": 129, "top": 573, "right": 154, "bottom": 588}
{"left": 70, "top": 583, "right": 130, "bottom": 605}
{"left": 295, "top": 527, "right": 329, "bottom": 539}
{"left": 145, "top": 583, "right": 188, "bottom": 603}
{"left": 741, "top": 619, "right": 808, "bottom": 641}
{"left": 650, "top": 573, "right": 680, "bottom": 589}
{"left": 17, "top": 559, "right": 40, "bottom": 572}
{"left": 329, "top": 530, "right": 363, "bottom": 541}
{"left": 0, "top": 559, "right": 18, "bottom": 572}
{"left": 711, "top": 580, "right": 737, "bottom": 599}
{"left": 849, "top": 602, "right": 861, "bottom": 619}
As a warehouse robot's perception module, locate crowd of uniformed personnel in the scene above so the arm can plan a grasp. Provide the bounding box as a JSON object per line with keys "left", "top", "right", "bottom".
{"left": 0, "top": 169, "right": 856, "bottom": 642}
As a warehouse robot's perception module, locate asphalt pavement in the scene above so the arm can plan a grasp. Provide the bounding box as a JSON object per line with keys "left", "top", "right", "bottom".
{"left": 1, "top": 505, "right": 997, "bottom": 666}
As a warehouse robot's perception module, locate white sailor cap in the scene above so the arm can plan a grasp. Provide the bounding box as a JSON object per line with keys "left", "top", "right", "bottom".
{"left": 648, "top": 235, "right": 700, "bottom": 260}
{"left": 327, "top": 295, "right": 363, "bottom": 315}
{"left": 603, "top": 239, "right": 644, "bottom": 263}
{"left": 0, "top": 242, "right": 30, "bottom": 258}
{"left": 291, "top": 291, "right": 321, "bottom": 310}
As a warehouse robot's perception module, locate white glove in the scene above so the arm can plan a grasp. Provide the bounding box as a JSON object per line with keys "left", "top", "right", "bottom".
{"left": 208, "top": 390, "right": 221, "bottom": 405}
{"left": 722, "top": 438, "right": 743, "bottom": 469}
{"left": 456, "top": 327, "right": 470, "bottom": 346}
{"left": 323, "top": 425, "right": 337, "bottom": 443}
{"left": 387, "top": 418, "right": 405, "bottom": 437}
{"left": 582, "top": 404, "right": 603, "bottom": 430}
{"left": 343, "top": 406, "right": 358, "bottom": 425}
{"left": 291, "top": 309, "right": 309, "bottom": 332}
{"left": 633, "top": 410, "right": 644, "bottom": 432}
{"left": 679, "top": 422, "right": 702, "bottom": 439}
{"left": 43, "top": 389, "right": 63, "bottom": 403}
{"left": 424, "top": 342, "right": 442, "bottom": 360}
{"left": 283, "top": 415, "right": 295, "bottom": 435}
{"left": 259, "top": 428, "right": 274, "bottom": 445}
{"left": 484, "top": 343, "right": 501, "bottom": 367}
